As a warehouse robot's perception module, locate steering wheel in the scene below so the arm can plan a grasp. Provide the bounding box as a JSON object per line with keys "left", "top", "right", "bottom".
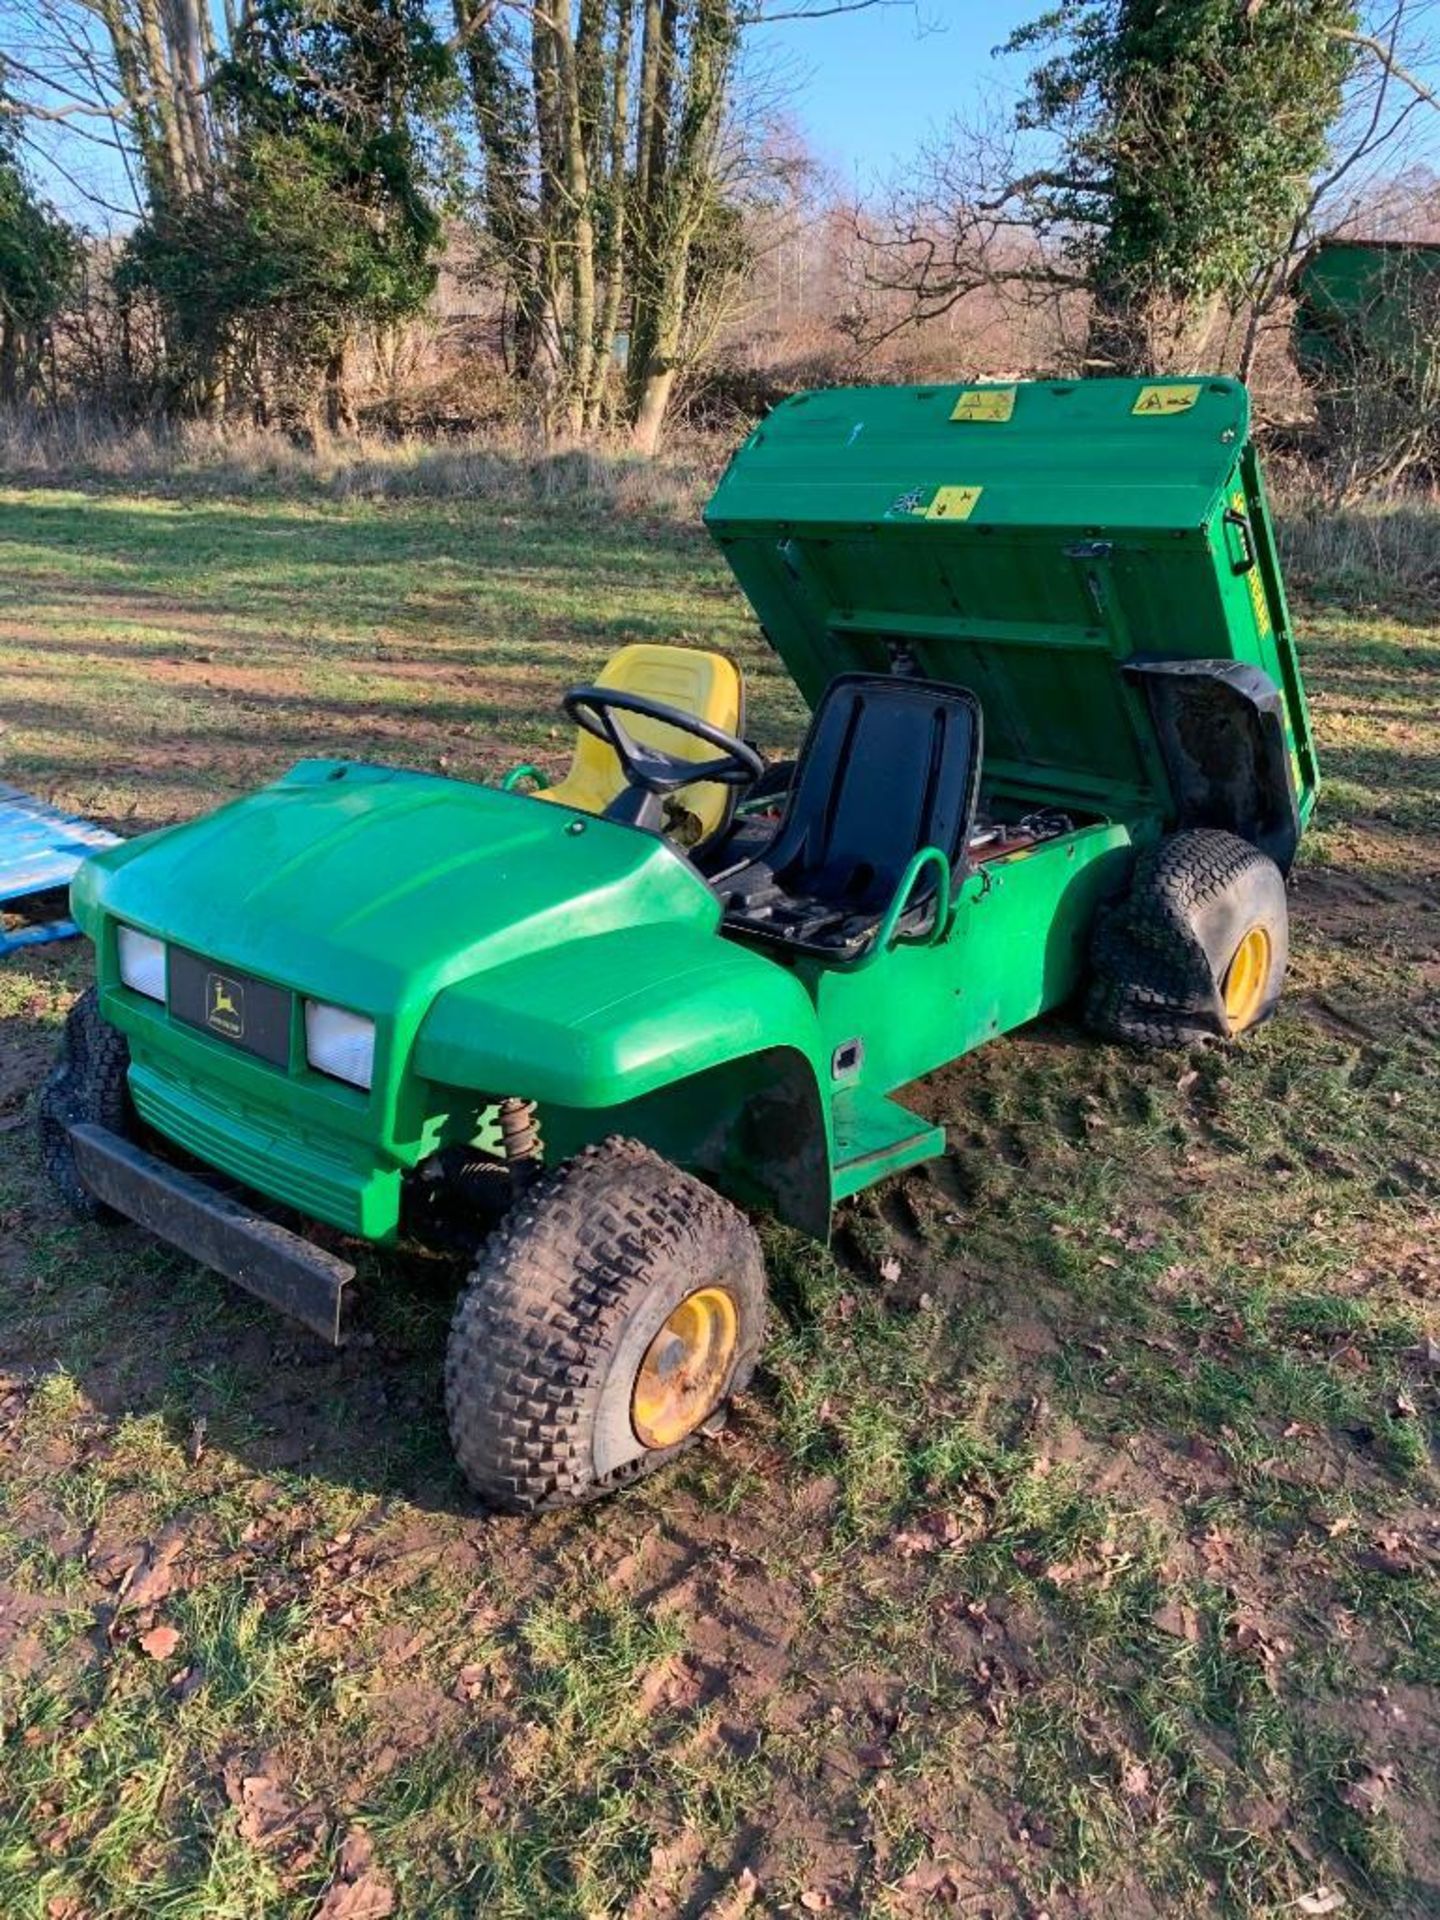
{"left": 561, "top": 688, "right": 764, "bottom": 821}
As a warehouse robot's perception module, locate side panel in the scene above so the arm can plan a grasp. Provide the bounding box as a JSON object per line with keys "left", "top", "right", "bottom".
{"left": 417, "top": 924, "right": 835, "bottom": 1233}
{"left": 1238, "top": 444, "right": 1320, "bottom": 820}
{"left": 804, "top": 822, "right": 1138, "bottom": 1095}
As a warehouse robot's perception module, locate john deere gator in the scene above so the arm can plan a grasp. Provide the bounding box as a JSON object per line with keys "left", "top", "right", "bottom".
{"left": 40, "top": 375, "right": 1317, "bottom": 1510}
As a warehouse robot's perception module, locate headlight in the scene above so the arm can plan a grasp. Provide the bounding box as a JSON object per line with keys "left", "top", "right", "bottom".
{"left": 304, "top": 1001, "right": 375, "bottom": 1090}
{"left": 117, "top": 926, "right": 166, "bottom": 1002}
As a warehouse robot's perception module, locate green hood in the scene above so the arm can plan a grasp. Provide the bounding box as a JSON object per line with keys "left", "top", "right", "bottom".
{"left": 76, "top": 759, "right": 720, "bottom": 1014}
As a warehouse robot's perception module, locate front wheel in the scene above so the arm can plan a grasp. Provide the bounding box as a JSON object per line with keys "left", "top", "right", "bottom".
{"left": 37, "top": 987, "right": 135, "bottom": 1219}
{"left": 1085, "top": 830, "right": 1289, "bottom": 1049}
{"left": 445, "top": 1137, "right": 767, "bottom": 1513}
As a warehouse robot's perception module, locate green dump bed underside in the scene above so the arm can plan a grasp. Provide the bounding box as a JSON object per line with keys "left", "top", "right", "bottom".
{"left": 706, "top": 376, "right": 1315, "bottom": 818}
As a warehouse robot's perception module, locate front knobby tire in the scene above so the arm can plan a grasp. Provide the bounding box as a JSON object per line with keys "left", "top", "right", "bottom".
{"left": 444, "top": 1137, "right": 767, "bottom": 1513}
{"left": 1085, "top": 829, "right": 1289, "bottom": 1050}
{"left": 37, "top": 987, "right": 134, "bottom": 1219}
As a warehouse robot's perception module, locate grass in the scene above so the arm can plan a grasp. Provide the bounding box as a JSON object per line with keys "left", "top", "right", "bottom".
{"left": 0, "top": 464, "right": 1436, "bottom": 1917}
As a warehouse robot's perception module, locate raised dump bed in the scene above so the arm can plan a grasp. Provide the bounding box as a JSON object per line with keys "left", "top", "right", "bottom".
{"left": 706, "top": 373, "right": 1317, "bottom": 861}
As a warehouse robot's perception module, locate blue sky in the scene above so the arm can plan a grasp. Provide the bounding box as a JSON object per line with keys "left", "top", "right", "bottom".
{"left": 26, "top": 0, "right": 1440, "bottom": 226}
{"left": 757, "top": 0, "right": 1440, "bottom": 198}
{"left": 755, "top": 0, "right": 1054, "bottom": 188}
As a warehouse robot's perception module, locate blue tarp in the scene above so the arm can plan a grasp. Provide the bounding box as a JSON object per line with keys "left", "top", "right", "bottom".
{"left": 0, "top": 784, "right": 120, "bottom": 957}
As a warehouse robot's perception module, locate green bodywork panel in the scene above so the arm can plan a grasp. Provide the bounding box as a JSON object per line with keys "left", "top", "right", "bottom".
{"left": 72, "top": 375, "right": 1315, "bottom": 1249}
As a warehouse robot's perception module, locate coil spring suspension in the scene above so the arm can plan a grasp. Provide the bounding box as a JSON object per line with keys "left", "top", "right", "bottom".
{"left": 498, "top": 1097, "right": 543, "bottom": 1193}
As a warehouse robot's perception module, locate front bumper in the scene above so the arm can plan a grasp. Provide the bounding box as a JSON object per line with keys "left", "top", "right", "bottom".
{"left": 69, "top": 1123, "right": 355, "bottom": 1344}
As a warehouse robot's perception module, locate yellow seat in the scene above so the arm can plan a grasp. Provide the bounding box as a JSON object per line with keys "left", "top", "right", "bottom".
{"left": 536, "top": 643, "right": 745, "bottom": 847}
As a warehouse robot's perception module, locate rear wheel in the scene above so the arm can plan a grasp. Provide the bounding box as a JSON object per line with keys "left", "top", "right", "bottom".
{"left": 444, "top": 1137, "right": 767, "bottom": 1513}
{"left": 1085, "top": 829, "right": 1289, "bottom": 1049}
{"left": 37, "top": 987, "right": 135, "bottom": 1218}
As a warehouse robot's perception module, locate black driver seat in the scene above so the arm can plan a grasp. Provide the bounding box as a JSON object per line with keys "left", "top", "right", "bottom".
{"left": 714, "top": 673, "right": 982, "bottom": 962}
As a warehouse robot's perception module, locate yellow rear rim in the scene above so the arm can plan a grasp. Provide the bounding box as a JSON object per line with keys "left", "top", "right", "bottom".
{"left": 631, "top": 1287, "right": 738, "bottom": 1450}
{"left": 1222, "top": 925, "right": 1272, "bottom": 1030}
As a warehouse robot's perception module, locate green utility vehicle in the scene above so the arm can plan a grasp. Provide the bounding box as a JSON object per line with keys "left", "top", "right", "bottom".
{"left": 39, "top": 376, "right": 1317, "bottom": 1511}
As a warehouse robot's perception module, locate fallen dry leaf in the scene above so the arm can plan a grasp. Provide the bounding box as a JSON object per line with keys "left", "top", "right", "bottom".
{"left": 702, "top": 1865, "right": 758, "bottom": 1920}
{"left": 453, "top": 1662, "right": 486, "bottom": 1702}
{"left": 1196, "top": 1528, "right": 1237, "bottom": 1573}
{"left": 315, "top": 1828, "right": 394, "bottom": 1920}
{"left": 137, "top": 1624, "right": 182, "bottom": 1661}
{"left": 118, "top": 1521, "right": 188, "bottom": 1619}
{"left": 799, "top": 1892, "right": 831, "bottom": 1913}
{"left": 337, "top": 1828, "right": 375, "bottom": 1878}
{"left": 170, "top": 1662, "right": 205, "bottom": 1702}
{"left": 1120, "top": 1760, "right": 1152, "bottom": 1801}
{"left": 1358, "top": 1530, "right": 1425, "bottom": 1577}
{"left": 896, "top": 1857, "right": 965, "bottom": 1904}
{"left": 1338, "top": 1763, "right": 1396, "bottom": 1819}
{"left": 314, "top": 1877, "right": 394, "bottom": 1920}
{"left": 1152, "top": 1600, "right": 1201, "bottom": 1643}
{"left": 226, "top": 1768, "right": 297, "bottom": 1847}
{"left": 1296, "top": 1885, "right": 1346, "bottom": 1914}
{"left": 879, "top": 1256, "right": 902, "bottom": 1283}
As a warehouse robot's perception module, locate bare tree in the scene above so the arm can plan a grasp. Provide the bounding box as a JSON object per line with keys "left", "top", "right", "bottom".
{"left": 853, "top": 2, "right": 1440, "bottom": 385}
{"left": 0, "top": 0, "right": 229, "bottom": 214}
{"left": 1238, "top": 1, "right": 1440, "bottom": 383}
{"left": 459, "top": 0, "right": 896, "bottom": 447}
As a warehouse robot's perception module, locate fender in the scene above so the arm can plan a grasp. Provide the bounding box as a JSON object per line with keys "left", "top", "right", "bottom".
{"left": 414, "top": 922, "right": 834, "bottom": 1235}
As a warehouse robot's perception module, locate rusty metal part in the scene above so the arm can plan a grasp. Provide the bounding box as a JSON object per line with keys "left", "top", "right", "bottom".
{"left": 498, "top": 1096, "right": 544, "bottom": 1192}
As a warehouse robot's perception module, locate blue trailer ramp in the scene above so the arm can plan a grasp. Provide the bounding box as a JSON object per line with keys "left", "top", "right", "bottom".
{"left": 0, "top": 785, "right": 120, "bottom": 958}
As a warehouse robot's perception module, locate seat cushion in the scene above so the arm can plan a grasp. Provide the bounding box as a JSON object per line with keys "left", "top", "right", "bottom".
{"left": 718, "top": 673, "right": 982, "bottom": 961}
{"left": 538, "top": 643, "right": 744, "bottom": 845}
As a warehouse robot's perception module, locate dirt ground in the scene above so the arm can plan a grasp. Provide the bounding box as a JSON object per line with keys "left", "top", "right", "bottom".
{"left": 0, "top": 484, "right": 1436, "bottom": 1918}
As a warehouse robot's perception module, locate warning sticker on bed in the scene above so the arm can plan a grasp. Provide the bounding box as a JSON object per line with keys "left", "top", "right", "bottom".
{"left": 950, "top": 386, "right": 1016, "bottom": 423}
{"left": 924, "top": 485, "right": 983, "bottom": 521}
{"left": 1133, "top": 383, "right": 1201, "bottom": 416}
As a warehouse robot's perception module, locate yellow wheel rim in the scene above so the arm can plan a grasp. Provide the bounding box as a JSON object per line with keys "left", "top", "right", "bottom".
{"left": 1222, "top": 925, "right": 1272, "bottom": 1031}
{"left": 631, "top": 1287, "right": 738, "bottom": 1450}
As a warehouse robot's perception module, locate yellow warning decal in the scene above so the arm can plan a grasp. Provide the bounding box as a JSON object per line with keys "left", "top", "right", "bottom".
{"left": 950, "top": 386, "right": 1015, "bottom": 423}
{"left": 1230, "top": 488, "right": 1272, "bottom": 634}
{"left": 1133, "top": 383, "right": 1201, "bottom": 416}
{"left": 924, "top": 485, "right": 983, "bottom": 521}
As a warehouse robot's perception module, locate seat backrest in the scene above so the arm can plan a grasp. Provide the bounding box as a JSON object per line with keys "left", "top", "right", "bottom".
{"left": 537, "top": 643, "right": 743, "bottom": 843}
{"left": 767, "top": 674, "right": 981, "bottom": 908}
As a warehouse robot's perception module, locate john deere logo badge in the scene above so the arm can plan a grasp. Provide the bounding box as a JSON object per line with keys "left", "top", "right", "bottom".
{"left": 206, "top": 973, "right": 244, "bottom": 1039}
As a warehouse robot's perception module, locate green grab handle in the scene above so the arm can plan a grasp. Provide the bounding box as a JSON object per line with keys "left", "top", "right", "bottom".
{"left": 499, "top": 763, "right": 550, "bottom": 793}
{"left": 857, "top": 845, "right": 953, "bottom": 968}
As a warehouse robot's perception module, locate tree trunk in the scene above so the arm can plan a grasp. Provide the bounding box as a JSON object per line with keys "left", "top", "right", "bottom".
{"left": 0, "top": 316, "right": 18, "bottom": 406}
{"left": 552, "top": 5, "right": 597, "bottom": 436}
{"left": 531, "top": 13, "right": 568, "bottom": 423}
{"left": 134, "top": 0, "right": 192, "bottom": 200}
{"left": 324, "top": 344, "right": 356, "bottom": 434}
{"left": 588, "top": 0, "right": 634, "bottom": 429}
{"left": 627, "top": 0, "right": 735, "bottom": 452}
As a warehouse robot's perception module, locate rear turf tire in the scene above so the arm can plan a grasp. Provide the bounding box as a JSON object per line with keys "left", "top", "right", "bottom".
{"left": 1085, "top": 829, "right": 1289, "bottom": 1050}
{"left": 444, "top": 1137, "right": 767, "bottom": 1513}
{"left": 37, "top": 987, "right": 134, "bottom": 1219}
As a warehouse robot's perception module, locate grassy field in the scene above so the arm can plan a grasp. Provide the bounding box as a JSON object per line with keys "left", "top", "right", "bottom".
{"left": 0, "top": 474, "right": 1436, "bottom": 1919}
